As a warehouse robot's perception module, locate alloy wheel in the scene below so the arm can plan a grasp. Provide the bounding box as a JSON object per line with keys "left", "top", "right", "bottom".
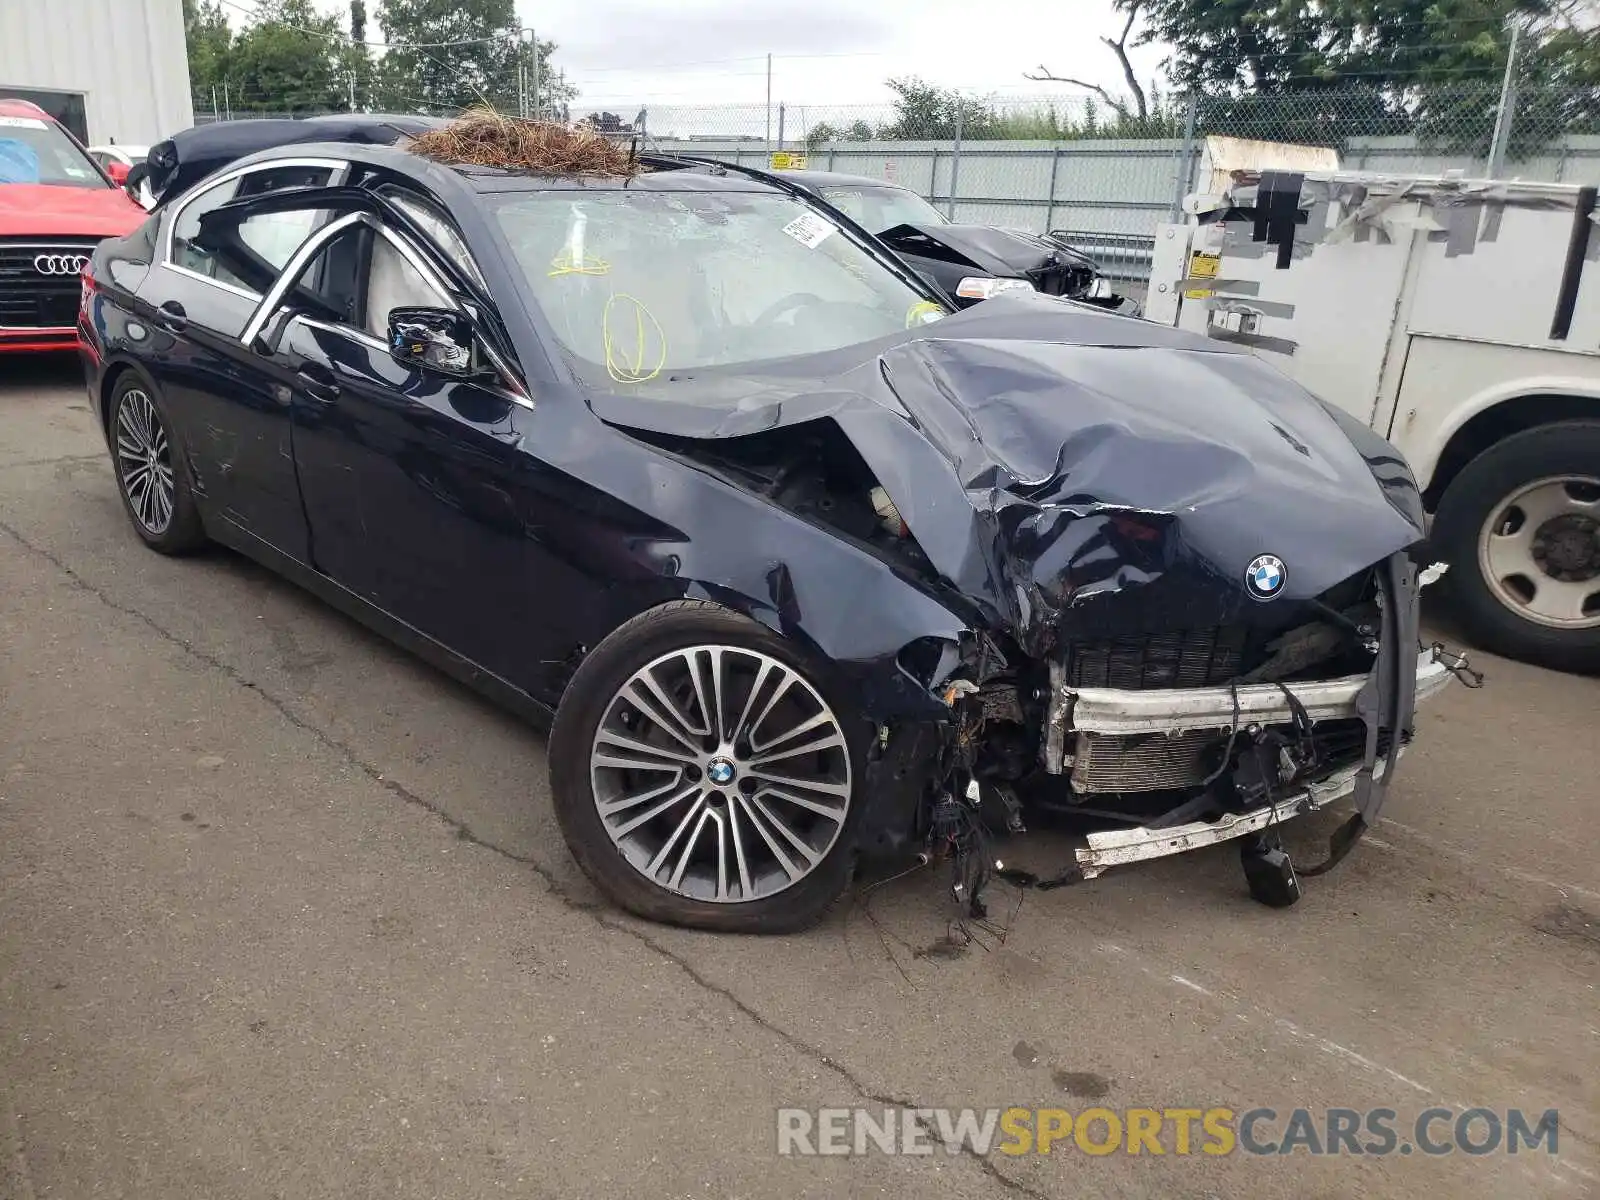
{"left": 115, "top": 388, "right": 175, "bottom": 535}
{"left": 589, "top": 645, "right": 852, "bottom": 904}
{"left": 1477, "top": 474, "right": 1600, "bottom": 629}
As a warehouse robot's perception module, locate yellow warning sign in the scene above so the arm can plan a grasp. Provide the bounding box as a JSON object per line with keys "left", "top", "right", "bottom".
{"left": 1184, "top": 251, "right": 1220, "bottom": 299}
{"left": 769, "top": 151, "right": 808, "bottom": 170}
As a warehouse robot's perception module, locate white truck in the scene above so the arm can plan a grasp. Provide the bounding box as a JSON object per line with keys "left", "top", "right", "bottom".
{"left": 1147, "top": 149, "right": 1600, "bottom": 671}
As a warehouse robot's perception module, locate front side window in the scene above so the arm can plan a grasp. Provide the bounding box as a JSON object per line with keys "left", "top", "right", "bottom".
{"left": 820, "top": 185, "right": 948, "bottom": 234}
{"left": 489, "top": 188, "right": 944, "bottom": 382}
{"left": 169, "top": 165, "right": 338, "bottom": 291}
{"left": 0, "top": 114, "right": 105, "bottom": 188}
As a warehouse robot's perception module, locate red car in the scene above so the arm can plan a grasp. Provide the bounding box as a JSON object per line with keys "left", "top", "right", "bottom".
{"left": 0, "top": 98, "right": 146, "bottom": 354}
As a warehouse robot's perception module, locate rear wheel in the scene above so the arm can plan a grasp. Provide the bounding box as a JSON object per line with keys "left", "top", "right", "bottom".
{"left": 1433, "top": 421, "right": 1600, "bottom": 671}
{"left": 548, "top": 601, "right": 865, "bottom": 933}
{"left": 110, "top": 375, "right": 205, "bottom": 554}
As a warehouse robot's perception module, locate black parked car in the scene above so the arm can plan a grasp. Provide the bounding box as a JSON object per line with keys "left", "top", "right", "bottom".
{"left": 776, "top": 167, "right": 1140, "bottom": 314}
{"left": 78, "top": 125, "right": 1461, "bottom": 932}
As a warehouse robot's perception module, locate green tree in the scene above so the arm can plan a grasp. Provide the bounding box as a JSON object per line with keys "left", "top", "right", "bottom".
{"left": 182, "top": 0, "right": 233, "bottom": 97}
{"left": 374, "top": 0, "right": 575, "bottom": 115}
{"left": 804, "top": 118, "right": 874, "bottom": 148}
{"left": 226, "top": 0, "right": 346, "bottom": 113}
{"left": 878, "top": 77, "right": 1000, "bottom": 139}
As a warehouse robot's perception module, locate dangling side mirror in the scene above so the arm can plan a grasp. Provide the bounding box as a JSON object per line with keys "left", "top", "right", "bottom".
{"left": 387, "top": 307, "right": 481, "bottom": 378}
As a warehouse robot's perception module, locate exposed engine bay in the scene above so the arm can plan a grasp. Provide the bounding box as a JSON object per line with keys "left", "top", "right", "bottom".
{"left": 596, "top": 292, "right": 1479, "bottom": 920}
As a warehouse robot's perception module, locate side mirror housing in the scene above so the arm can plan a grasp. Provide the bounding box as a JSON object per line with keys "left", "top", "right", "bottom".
{"left": 387, "top": 307, "right": 481, "bottom": 377}
{"left": 105, "top": 160, "right": 131, "bottom": 186}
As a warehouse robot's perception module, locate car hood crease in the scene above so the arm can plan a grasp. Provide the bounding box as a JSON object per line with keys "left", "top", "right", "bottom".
{"left": 592, "top": 294, "right": 1426, "bottom": 655}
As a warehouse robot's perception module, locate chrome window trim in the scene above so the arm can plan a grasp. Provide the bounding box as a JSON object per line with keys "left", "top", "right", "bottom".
{"left": 160, "top": 263, "right": 263, "bottom": 302}
{"left": 290, "top": 313, "right": 533, "bottom": 413}
{"left": 293, "top": 314, "right": 389, "bottom": 355}
{"left": 160, "top": 157, "right": 351, "bottom": 269}
{"left": 0, "top": 324, "right": 77, "bottom": 333}
{"left": 239, "top": 210, "right": 370, "bottom": 348}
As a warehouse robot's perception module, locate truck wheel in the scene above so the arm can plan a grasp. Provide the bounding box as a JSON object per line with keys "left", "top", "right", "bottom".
{"left": 547, "top": 600, "right": 867, "bottom": 933}
{"left": 1432, "top": 421, "right": 1600, "bottom": 672}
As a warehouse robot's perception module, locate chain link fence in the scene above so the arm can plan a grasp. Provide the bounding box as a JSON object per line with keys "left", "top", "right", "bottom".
{"left": 187, "top": 82, "right": 1600, "bottom": 294}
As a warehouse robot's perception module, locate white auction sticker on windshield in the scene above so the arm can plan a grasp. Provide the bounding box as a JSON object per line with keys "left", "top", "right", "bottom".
{"left": 0, "top": 116, "right": 48, "bottom": 129}
{"left": 781, "top": 212, "right": 836, "bottom": 249}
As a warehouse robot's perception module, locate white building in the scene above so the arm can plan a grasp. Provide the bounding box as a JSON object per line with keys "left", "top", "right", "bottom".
{"left": 0, "top": 0, "right": 193, "bottom": 147}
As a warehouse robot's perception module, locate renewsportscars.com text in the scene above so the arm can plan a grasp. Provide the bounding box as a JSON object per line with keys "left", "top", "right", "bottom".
{"left": 776, "top": 1106, "right": 1561, "bottom": 1158}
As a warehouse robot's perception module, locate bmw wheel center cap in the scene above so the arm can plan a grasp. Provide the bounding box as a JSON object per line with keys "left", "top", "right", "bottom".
{"left": 1245, "top": 554, "right": 1287, "bottom": 601}
{"left": 706, "top": 757, "right": 737, "bottom": 785}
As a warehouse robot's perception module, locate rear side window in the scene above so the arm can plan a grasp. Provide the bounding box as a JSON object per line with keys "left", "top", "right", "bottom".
{"left": 169, "top": 164, "right": 338, "bottom": 292}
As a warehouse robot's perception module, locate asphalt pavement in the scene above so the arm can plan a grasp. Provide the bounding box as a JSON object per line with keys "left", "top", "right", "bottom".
{"left": 2, "top": 354, "right": 1597, "bottom": 1199}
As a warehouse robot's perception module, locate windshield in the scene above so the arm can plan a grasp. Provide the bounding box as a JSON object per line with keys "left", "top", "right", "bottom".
{"left": 489, "top": 188, "right": 946, "bottom": 382}
{"left": 0, "top": 115, "right": 107, "bottom": 188}
{"left": 819, "top": 184, "right": 948, "bottom": 233}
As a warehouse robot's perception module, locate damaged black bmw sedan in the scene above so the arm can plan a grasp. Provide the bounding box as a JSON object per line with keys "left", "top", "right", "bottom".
{"left": 79, "top": 122, "right": 1467, "bottom": 932}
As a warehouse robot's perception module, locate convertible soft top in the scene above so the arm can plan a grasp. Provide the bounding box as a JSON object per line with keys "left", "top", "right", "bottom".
{"left": 136, "top": 114, "right": 448, "bottom": 207}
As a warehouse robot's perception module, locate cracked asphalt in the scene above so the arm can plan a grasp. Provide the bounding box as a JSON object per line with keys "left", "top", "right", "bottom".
{"left": 2, "top": 355, "right": 1598, "bottom": 1199}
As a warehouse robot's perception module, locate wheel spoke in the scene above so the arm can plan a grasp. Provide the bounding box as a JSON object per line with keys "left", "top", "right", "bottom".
{"left": 606, "top": 781, "right": 699, "bottom": 839}
{"left": 726, "top": 799, "right": 754, "bottom": 899}
{"left": 748, "top": 727, "right": 847, "bottom": 768}
{"left": 749, "top": 707, "right": 834, "bottom": 755}
{"left": 749, "top": 768, "right": 851, "bottom": 802}
{"left": 593, "top": 730, "right": 699, "bottom": 772}
{"left": 1525, "top": 578, "right": 1600, "bottom": 622}
{"left": 748, "top": 793, "right": 824, "bottom": 867}
{"left": 667, "top": 805, "right": 716, "bottom": 891}
{"left": 756, "top": 782, "right": 848, "bottom": 821}
{"left": 1485, "top": 525, "right": 1538, "bottom": 582}
{"left": 645, "top": 789, "right": 709, "bottom": 878}
{"left": 732, "top": 792, "right": 803, "bottom": 882}
{"left": 621, "top": 680, "right": 703, "bottom": 753}
{"left": 116, "top": 431, "right": 144, "bottom": 458}
{"left": 728, "top": 659, "right": 774, "bottom": 745}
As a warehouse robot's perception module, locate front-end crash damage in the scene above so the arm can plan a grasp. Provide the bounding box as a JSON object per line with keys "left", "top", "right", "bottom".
{"left": 594, "top": 293, "right": 1476, "bottom": 915}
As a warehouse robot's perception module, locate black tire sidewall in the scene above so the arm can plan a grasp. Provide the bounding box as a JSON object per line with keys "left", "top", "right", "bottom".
{"left": 548, "top": 600, "right": 874, "bottom": 934}
{"left": 1433, "top": 420, "right": 1600, "bottom": 671}
{"left": 109, "top": 375, "right": 205, "bottom": 554}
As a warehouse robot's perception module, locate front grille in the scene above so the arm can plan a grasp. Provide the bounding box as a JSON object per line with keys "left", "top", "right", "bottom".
{"left": 1064, "top": 626, "right": 1251, "bottom": 690}
{"left": 0, "top": 240, "right": 96, "bottom": 329}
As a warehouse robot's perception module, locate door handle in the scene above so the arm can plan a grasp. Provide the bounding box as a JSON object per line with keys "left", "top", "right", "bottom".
{"left": 296, "top": 362, "right": 341, "bottom": 403}
{"left": 156, "top": 300, "right": 187, "bottom": 332}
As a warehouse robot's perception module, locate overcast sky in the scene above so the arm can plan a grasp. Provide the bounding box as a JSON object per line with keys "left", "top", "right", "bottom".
{"left": 299, "top": 0, "right": 1169, "bottom": 119}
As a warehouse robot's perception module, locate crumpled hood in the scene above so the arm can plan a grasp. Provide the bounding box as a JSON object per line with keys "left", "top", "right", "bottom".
{"left": 0, "top": 184, "right": 145, "bottom": 237}
{"left": 881, "top": 222, "right": 1100, "bottom": 279}
{"left": 592, "top": 293, "right": 1425, "bottom": 654}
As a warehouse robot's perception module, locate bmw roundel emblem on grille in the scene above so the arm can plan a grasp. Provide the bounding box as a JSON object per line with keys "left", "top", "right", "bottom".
{"left": 33, "top": 254, "right": 90, "bottom": 276}
{"left": 1245, "top": 554, "right": 1287, "bottom": 600}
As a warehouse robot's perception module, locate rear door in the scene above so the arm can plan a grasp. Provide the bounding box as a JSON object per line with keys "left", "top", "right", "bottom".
{"left": 142, "top": 159, "right": 347, "bottom": 560}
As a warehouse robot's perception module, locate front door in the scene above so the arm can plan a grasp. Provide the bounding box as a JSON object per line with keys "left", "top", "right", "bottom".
{"left": 265, "top": 219, "right": 572, "bottom": 697}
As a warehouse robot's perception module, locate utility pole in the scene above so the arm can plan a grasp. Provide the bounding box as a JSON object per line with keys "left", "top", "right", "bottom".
{"left": 529, "top": 27, "right": 540, "bottom": 120}
{"left": 1487, "top": 22, "right": 1522, "bottom": 178}
{"left": 765, "top": 53, "right": 773, "bottom": 159}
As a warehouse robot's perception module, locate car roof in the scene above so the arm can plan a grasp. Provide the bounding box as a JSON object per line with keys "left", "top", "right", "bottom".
{"left": 777, "top": 168, "right": 910, "bottom": 191}
{"left": 0, "top": 98, "right": 52, "bottom": 121}
{"left": 221, "top": 140, "right": 790, "bottom": 197}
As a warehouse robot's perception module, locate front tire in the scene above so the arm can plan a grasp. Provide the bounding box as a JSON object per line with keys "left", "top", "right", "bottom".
{"left": 547, "top": 600, "right": 868, "bottom": 933}
{"left": 109, "top": 375, "right": 205, "bottom": 554}
{"left": 1432, "top": 421, "right": 1600, "bottom": 672}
